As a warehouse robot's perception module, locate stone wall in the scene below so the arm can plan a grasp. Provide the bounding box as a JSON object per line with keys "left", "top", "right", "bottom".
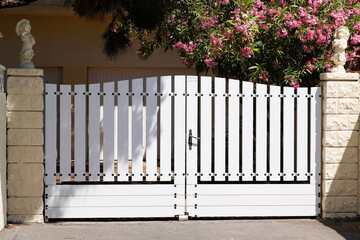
{"left": 6, "top": 68, "right": 44, "bottom": 223}
{"left": 320, "top": 72, "right": 360, "bottom": 218}
{"left": 0, "top": 65, "right": 6, "bottom": 230}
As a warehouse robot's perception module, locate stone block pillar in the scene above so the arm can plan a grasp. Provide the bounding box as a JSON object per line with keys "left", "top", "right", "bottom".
{"left": 320, "top": 72, "right": 360, "bottom": 218}
{"left": 6, "top": 68, "right": 44, "bottom": 223}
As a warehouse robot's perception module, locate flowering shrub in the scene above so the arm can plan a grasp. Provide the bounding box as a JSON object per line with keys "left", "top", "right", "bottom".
{"left": 134, "top": 0, "right": 360, "bottom": 87}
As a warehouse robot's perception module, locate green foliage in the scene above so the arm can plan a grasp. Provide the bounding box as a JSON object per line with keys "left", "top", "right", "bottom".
{"left": 75, "top": 0, "right": 360, "bottom": 87}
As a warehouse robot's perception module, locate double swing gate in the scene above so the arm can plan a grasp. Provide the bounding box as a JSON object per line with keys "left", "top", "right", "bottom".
{"left": 44, "top": 76, "right": 321, "bottom": 220}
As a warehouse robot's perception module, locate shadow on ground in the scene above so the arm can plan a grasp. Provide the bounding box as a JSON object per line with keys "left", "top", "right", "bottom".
{"left": 319, "top": 218, "right": 360, "bottom": 240}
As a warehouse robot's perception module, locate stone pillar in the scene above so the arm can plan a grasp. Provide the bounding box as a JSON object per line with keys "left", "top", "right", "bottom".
{"left": 6, "top": 68, "right": 44, "bottom": 223}
{"left": 0, "top": 64, "right": 6, "bottom": 230}
{"left": 320, "top": 72, "right": 360, "bottom": 218}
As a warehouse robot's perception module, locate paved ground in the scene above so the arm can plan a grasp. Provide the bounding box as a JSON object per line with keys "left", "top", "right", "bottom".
{"left": 0, "top": 219, "right": 359, "bottom": 240}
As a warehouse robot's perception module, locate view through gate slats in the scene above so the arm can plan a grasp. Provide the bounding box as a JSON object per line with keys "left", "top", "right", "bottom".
{"left": 45, "top": 75, "right": 321, "bottom": 220}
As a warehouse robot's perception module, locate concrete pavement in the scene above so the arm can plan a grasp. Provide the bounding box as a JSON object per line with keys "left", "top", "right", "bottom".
{"left": 0, "top": 219, "right": 359, "bottom": 240}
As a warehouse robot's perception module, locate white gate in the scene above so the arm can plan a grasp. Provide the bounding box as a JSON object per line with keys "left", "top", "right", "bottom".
{"left": 44, "top": 76, "right": 321, "bottom": 220}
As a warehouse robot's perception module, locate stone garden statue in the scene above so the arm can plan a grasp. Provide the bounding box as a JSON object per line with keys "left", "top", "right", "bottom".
{"left": 331, "top": 26, "right": 350, "bottom": 73}
{"left": 16, "top": 19, "right": 35, "bottom": 69}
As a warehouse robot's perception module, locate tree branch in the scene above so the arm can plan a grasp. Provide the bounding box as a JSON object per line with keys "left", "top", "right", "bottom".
{"left": 0, "top": 0, "right": 37, "bottom": 9}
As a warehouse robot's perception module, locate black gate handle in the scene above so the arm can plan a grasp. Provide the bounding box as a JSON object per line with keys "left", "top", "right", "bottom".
{"left": 188, "top": 129, "right": 199, "bottom": 150}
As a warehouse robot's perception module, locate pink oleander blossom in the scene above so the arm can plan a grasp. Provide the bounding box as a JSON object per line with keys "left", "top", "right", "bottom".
{"left": 204, "top": 58, "right": 218, "bottom": 68}
{"left": 241, "top": 47, "right": 253, "bottom": 58}
{"left": 351, "top": 34, "right": 360, "bottom": 45}
{"left": 277, "top": 28, "right": 288, "bottom": 38}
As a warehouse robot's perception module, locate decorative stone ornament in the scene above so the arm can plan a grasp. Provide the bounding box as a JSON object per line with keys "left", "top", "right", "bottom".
{"left": 331, "top": 26, "right": 350, "bottom": 73}
{"left": 16, "top": 19, "right": 35, "bottom": 69}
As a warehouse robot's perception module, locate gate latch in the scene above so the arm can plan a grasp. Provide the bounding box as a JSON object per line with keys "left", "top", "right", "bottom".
{"left": 188, "top": 129, "right": 200, "bottom": 150}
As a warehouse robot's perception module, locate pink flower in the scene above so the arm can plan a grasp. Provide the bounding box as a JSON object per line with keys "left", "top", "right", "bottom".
{"left": 277, "top": 28, "right": 288, "bottom": 38}
{"left": 204, "top": 58, "right": 218, "bottom": 68}
{"left": 290, "top": 81, "right": 300, "bottom": 89}
{"left": 219, "top": 0, "right": 229, "bottom": 5}
{"left": 354, "top": 22, "right": 360, "bottom": 31}
{"left": 299, "top": 10, "right": 308, "bottom": 18}
{"left": 306, "top": 30, "right": 315, "bottom": 41}
{"left": 306, "top": 65, "right": 315, "bottom": 71}
{"left": 268, "top": 9, "right": 277, "bottom": 16}
{"left": 287, "top": 20, "right": 301, "bottom": 29}
{"left": 241, "top": 47, "right": 253, "bottom": 58}
{"left": 351, "top": 34, "right": 360, "bottom": 45}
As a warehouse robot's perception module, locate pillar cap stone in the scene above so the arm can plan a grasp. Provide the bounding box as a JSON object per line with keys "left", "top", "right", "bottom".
{"left": 7, "top": 68, "right": 43, "bottom": 77}
{"left": 0, "top": 64, "right": 5, "bottom": 72}
{"left": 320, "top": 72, "right": 359, "bottom": 81}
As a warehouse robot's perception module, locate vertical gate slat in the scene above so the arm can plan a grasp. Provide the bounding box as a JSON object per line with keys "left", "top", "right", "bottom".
{"left": 132, "top": 78, "right": 144, "bottom": 181}
{"left": 89, "top": 84, "right": 101, "bottom": 181}
{"left": 103, "top": 82, "right": 115, "bottom": 181}
{"left": 311, "top": 87, "right": 321, "bottom": 183}
{"left": 256, "top": 83, "right": 267, "bottom": 181}
{"left": 174, "top": 76, "right": 186, "bottom": 185}
{"left": 117, "top": 80, "right": 129, "bottom": 181}
{"left": 60, "top": 85, "right": 72, "bottom": 182}
{"left": 269, "top": 85, "right": 281, "bottom": 181}
{"left": 146, "top": 77, "right": 158, "bottom": 181}
{"left": 160, "top": 76, "right": 172, "bottom": 181}
{"left": 74, "top": 84, "right": 86, "bottom": 182}
{"left": 45, "top": 84, "right": 57, "bottom": 184}
{"left": 283, "top": 87, "right": 294, "bottom": 181}
{"left": 214, "top": 77, "right": 226, "bottom": 181}
{"left": 200, "top": 76, "right": 212, "bottom": 181}
{"left": 228, "top": 79, "right": 240, "bottom": 181}
{"left": 311, "top": 87, "right": 321, "bottom": 215}
{"left": 297, "top": 88, "right": 308, "bottom": 181}
{"left": 242, "top": 81, "right": 253, "bottom": 181}
{"left": 186, "top": 76, "right": 198, "bottom": 185}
